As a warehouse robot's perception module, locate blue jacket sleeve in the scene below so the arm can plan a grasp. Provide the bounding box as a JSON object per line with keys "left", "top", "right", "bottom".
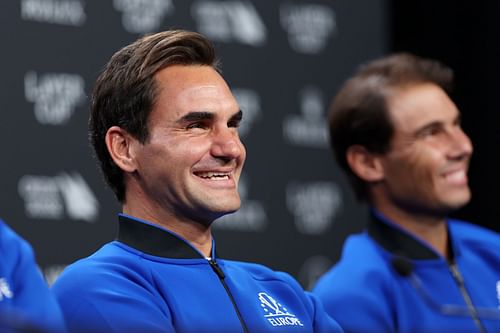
{"left": 305, "top": 292, "right": 344, "bottom": 333}
{"left": 272, "top": 270, "right": 344, "bottom": 332}
{"left": 0, "top": 219, "right": 66, "bottom": 333}
{"left": 313, "top": 269, "right": 394, "bottom": 333}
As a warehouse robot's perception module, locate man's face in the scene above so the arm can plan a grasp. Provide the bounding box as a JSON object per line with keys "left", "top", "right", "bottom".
{"left": 132, "top": 65, "right": 246, "bottom": 223}
{"left": 378, "top": 83, "right": 473, "bottom": 215}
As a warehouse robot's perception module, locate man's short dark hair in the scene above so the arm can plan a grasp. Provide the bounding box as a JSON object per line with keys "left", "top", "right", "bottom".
{"left": 89, "top": 30, "right": 220, "bottom": 202}
{"left": 328, "top": 52, "right": 454, "bottom": 200}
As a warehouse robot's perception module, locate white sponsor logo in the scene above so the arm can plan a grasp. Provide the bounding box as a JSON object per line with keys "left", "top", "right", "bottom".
{"left": 259, "top": 292, "right": 304, "bottom": 327}
{"left": 298, "top": 255, "right": 333, "bottom": 291}
{"left": 232, "top": 88, "right": 261, "bottom": 137}
{"left": 280, "top": 3, "right": 336, "bottom": 54}
{"left": 283, "top": 86, "right": 329, "bottom": 148}
{"left": 21, "top": 0, "right": 86, "bottom": 26}
{"left": 57, "top": 173, "right": 99, "bottom": 221}
{"left": 192, "top": 0, "right": 267, "bottom": 46}
{"left": 113, "top": 0, "right": 174, "bottom": 34}
{"left": 215, "top": 173, "right": 267, "bottom": 231}
{"left": 43, "top": 265, "right": 67, "bottom": 286}
{"left": 0, "top": 278, "right": 13, "bottom": 301}
{"left": 18, "top": 172, "right": 99, "bottom": 223}
{"left": 286, "top": 182, "right": 342, "bottom": 235}
{"left": 24, "top": 71, "right": 85, "bottom": 125}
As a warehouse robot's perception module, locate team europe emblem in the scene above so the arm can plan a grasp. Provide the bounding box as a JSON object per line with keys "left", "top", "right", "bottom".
{"left": 258, "top": 292, "right": 304, "bottom": 327}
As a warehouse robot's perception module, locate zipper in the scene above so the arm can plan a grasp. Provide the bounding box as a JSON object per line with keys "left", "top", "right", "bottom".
{"left": 208, "top": 259, "right": 249, "bottom": 333}
{"left": 449, "top": 263, "right": 487, "bottom": 333}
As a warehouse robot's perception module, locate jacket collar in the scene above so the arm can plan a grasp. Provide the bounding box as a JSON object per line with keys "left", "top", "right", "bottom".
{"left": 117, "top": 214, "right": 212, "bottom": 259}
{"left": 367, "top": 209, "right": 453, "bottom": 260}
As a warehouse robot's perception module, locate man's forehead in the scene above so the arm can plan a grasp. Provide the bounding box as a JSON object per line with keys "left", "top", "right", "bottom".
{"left": 388, "top": 84, "right": 458, "bottom": 130}
{"left": 150, "top": 67, "right": 238, "bottom": 122}
{"left": 176, "top": 85, "right": 230, "bottom": 103}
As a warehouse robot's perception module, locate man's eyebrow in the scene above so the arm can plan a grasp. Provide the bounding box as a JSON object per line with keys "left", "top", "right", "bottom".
{"left": 231, "top": 110, "right": 243, "bottom": 122}
{"left": 413, "top": 114, "right": 461, "bottom": 137}
{"left": 177, "top": 110, "right": 242, "bottom": 124}
{"left": 178, "top": 112, "right": 214, "bottom": 123}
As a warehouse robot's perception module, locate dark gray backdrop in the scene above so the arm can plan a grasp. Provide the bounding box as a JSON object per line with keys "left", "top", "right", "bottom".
{"left": 0, "top": 0, "right": 387, "bottom": 289}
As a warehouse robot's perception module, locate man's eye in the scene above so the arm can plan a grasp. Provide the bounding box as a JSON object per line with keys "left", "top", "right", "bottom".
{"left": 424, "top": 128, "right": 437, "bottom": 136}
{"left": 186, "top": 122, "right": 205, "bottom": 129}
{"left": 228, "top": 120, "right": 241, "bottom": 128}
{"left": 419, "top": 126, "right": 441, "bottom": 138}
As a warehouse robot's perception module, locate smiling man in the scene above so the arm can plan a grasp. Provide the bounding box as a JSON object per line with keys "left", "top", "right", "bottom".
{"left": 313, "top": 53, "right": 500, "bottom": 333}
{"left": 52, "top": 30, "right": 342, "bottom": 333}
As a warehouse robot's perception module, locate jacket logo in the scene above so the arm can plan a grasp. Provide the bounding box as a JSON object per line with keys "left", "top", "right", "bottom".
{"left": 496, "top": 280, "right": 500, "bottom": 309}
{"left": 0, "top": 278, "right": 13, "bottom": 301}
{"left": 258, "top": 292, "right": 304, "bottom": 327}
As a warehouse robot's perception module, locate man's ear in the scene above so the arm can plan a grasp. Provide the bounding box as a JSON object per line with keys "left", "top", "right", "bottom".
{"left": 105, "top": 126, "right": 138, "bottom": 173}
{"left": 346, "top": 145, "right": 384, "bottom": 182}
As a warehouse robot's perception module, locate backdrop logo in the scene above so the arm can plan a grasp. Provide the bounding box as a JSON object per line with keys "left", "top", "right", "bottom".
{"left": 18, "top": 172, "right": 99, "bottom": 223}
{"left": 113, "top": 0, "right": 174, "bottom": 33}
{"left": 24, "top": 71, "right": 85, "bottom": 125}
{"left": 232, "top": 88, "right": 261, "bottom": 137}
{"left": 43, "top": 265, "right": 67, "bottom": 286}
{"left": 215, "top": 173, "right": 267, "bottom": 231}
{"left": 286, "top": 182, "right": 342, "bottom": 235}
{"left": 192, "top": 0, "right": 267, "bottom": 46}
{"left": 283, "top": 86, "right": 329, "bottom": 148}
{"left": 298, "top": 255, "right": 333, "bottom": 291}
{"left": 280, "top": 3, "right": 336, "bottom": 54}
{"left": 21, "top": 0, "right": 86, "bottom": 26}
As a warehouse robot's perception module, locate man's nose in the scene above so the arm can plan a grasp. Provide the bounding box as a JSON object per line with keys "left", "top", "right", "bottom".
{"left": 210, "top": 127, "right": 244, "bottom": 160}
{"left": 448, "top": 127, "right": 473, "bottom": 160}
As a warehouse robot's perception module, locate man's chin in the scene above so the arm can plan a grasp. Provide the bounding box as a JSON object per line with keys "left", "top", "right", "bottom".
{"left": 449, "top": 190, "right": 471, "bottom": 209}
{"left": 196, "top": 201, "right": 241, "bottom": 226}
{"left": 213, "top": 205, "right": 240, "bottom": 219}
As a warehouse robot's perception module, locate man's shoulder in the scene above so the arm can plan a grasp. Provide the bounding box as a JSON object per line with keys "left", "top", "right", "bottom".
{"left": 52, "top": 240, "right": 169, "bottom": 329}
{"left": 314, "top": 232, "right": 392, "bottom": 294}
{"left": 338, "top": 231, "right": 386, "bottom": 267}
{"left": 449, "top": 220, "right": 500, "bottom": 265}
{"left": 52, "top": 240, "right": 174, "bottom": 333}
{"left": 449, "top": 219, "right": 500, "bottom": 243}
{"left": 52, "top": 241, "right": 143, "bottom": 292}
{"left": 0, "top": 219, "right": 38, "bottom": 276}
{"left": 0, "top": 219, "right": 30, "bottom": 252}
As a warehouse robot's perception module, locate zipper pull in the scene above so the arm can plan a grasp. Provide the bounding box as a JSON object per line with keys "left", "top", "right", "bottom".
{"left": 208, "top": 259, "right": 225, "bottom": 279}
{"left": 449, "top": 263, "right": 465, "bottom": 286}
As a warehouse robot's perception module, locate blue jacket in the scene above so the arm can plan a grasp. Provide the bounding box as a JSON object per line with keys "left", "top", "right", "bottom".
{"left": 313, "top": 211, "right": 500, "bottom": 333}
{"left": 53, "top": 214, "right": 343, "bottom": 333}
{"left": 0, "top": 219, "right": 66, "bottom": 333}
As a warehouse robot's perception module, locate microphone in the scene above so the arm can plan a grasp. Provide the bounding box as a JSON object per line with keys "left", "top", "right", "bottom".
{"left": 391, "top": 256, "right": 413, "bottom": 277}
{"left": 391, "top": 256, "right": 500, "bottom": 320}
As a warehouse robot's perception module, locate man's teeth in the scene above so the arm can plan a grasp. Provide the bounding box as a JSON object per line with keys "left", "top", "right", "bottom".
{"left": 444, "top": 170, "right": 466, "bottom": 183}
{"left": 197, "top": 172, "right": 230, "bottom": 180}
